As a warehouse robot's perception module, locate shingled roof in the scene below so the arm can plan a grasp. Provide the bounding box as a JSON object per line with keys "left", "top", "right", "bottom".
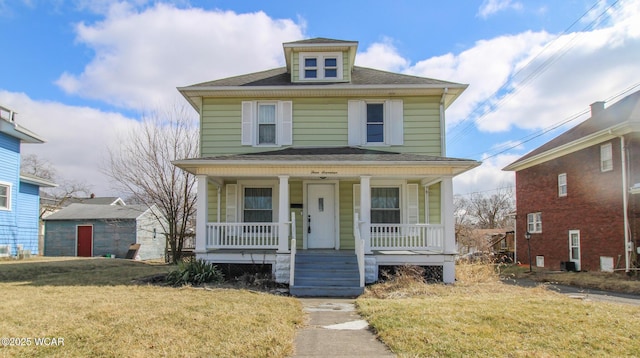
{"left": 505, "top": 90, "right": 640, "bottom": 171}
{"left": 177, "top": 146, "right": 478, "bottom": 163}
{"left": 185, "top": 66, "right": 461, "bottom": 88}
{"left": 44, "top": 204, "right": 150, "bottom": 221}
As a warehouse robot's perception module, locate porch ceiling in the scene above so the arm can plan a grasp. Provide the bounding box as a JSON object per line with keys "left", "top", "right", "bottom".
{"left": 173, "top": 147, "right": 480, "bottom": 180}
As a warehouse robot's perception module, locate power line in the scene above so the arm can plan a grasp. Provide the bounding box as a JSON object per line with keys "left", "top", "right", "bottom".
{"left": 448, "top": 0, "right": 619, "bottom": 146}
{"left": 475, "top": 81, "right": 640, "bottom": 161}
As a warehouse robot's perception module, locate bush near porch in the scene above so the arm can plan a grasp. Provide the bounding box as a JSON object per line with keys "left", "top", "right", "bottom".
{"left": 0, "top": 257, "right": 303, "bottom": 357}
{"left": 357, "top": 263, "right": 640, "bottom": 356}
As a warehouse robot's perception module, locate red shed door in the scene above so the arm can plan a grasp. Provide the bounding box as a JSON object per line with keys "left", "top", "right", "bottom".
{"left": 77, "top": 226, "right": 93, "bottom": 257}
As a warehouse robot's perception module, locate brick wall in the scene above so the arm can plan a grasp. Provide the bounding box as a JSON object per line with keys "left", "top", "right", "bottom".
{"left": 515, "top": 139, "right": 628, "bottom": 271}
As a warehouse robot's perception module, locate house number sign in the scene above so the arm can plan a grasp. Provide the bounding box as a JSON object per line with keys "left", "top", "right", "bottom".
{"left": 310, "top": 170, "right": 338, "bottom": 175}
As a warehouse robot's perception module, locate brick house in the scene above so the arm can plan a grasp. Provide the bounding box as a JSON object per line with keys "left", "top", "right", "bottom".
{"left": 504, "top": 90, "right": 640, "bottom": 272}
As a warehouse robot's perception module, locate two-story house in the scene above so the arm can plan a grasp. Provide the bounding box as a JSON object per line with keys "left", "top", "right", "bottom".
{"left": 174, "top": 38, "right": 479, "bottom": 296}
{"left": 504, "top": 90, "right": 640, "bottom": 272}
{"left": 0, "top": 105, "right": 56, "bottom": 258}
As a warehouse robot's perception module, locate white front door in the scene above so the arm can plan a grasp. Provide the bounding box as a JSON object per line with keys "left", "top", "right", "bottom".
{"left": 307, "top": 184, "right": 336, "bottom": 249}
{"left": 569, "top": 230, "right": 581, "bottom": 271}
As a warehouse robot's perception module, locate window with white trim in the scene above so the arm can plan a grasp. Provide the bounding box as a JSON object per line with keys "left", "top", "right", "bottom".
{"left": 348, "top": 100, "right": 404, "bottom": 146}
{"left": 299, "top": 52, "right": 342, "bottom": 80}
{"left": 243, "top": 188, "right": 273, "bottom": 222}
{"left": 241, "top": 101, "right": 292, "bottom": 147}
{"left": 371, "top": 187, "right": 401, "bottom": 224}
{"left": 600, "top": 143, "right": 613, "bottom": 172}
{"left": 558, "top": 173, "right": 567, "bottom": 197}
{"left": 527, "top": 212, "right": 542, "bottom": 233}
{"left": 0, "top": 182, "right": 10, "bottom": 210}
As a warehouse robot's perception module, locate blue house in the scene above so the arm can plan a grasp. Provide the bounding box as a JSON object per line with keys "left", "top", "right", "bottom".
{"left": 0, "top": 105, "right": 56, "bottom": 257}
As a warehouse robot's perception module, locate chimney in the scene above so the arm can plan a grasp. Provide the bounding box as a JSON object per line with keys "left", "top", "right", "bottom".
{"left": 590, "top": 101, "right": 605, "bottom": 116}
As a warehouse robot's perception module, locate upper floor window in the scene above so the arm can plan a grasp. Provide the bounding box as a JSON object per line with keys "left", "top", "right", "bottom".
{"left": 348, "top": 100, "right": 404, "bottom": 146}
{"left": 527, "top": 212, "right": 542, "bottom": 233}
{"left": 558, "top": 173, "right": 567, "bottom": 197}
{"left": 242, "top": 101, "right": 292, "bottom": 147}
{"left": 299, "top": 52, "right": 342, "bottom": 81}
{"left": 366, "top": 103, "right": 384, "bottom": 143}
{"left": 0, "top": 183, "right": 9, "bottom": 210}
{"left": 600, "top": 143, "right": 613, "bottom": 172}
{"left": 257, "top": 103, "right": 276, "bottom": 144}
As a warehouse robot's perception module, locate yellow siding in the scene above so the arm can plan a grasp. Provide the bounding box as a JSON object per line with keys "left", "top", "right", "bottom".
{"left": 200, "top": 96, "right": 443, "bottom": 157}
{"left": 289, "top": 180, "right": 304, "bottom": 249}
{"left": 428, "top": 182, "right": 442, "bottom": 223}
{"left": 339, "top": 181, "right": 357, "bottom": 249}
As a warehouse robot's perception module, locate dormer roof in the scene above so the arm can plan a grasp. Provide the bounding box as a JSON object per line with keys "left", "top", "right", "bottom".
{"left": 282, "top": 37, "right": 358, "bottom": 73}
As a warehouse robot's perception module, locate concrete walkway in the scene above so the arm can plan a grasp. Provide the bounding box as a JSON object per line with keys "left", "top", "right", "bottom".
{"left": 292, "top": 298, "right": 395, "bottom": 357}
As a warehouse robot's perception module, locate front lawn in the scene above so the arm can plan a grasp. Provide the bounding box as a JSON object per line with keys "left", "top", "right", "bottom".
{"left": 357, "top": 264, "right": 640, "bottom": 357}
{"left": 0, "top": 257, "right": 303, "bottom": 357}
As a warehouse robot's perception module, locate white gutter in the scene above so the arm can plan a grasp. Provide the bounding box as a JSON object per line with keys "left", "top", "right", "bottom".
{"left": 440, "top": 88, "right": 448, "bottom": 155}
{"left": 620, "top": 136, "right": 631, "bottom": 273}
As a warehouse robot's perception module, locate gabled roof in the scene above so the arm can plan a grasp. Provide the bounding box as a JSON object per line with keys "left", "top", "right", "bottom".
{"left": 504, "top": 90, "right": 640, "bottom": 171}
{"left": 44, "top": 203, "right": 150, "bottom": 221}
{"left": 66, "top": 196, "right": 125, "bottom": 206}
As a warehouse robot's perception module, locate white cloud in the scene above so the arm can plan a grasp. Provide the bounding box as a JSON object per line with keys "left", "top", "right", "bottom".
{"left": 0, "top": 90, "right": 140, "bottom": 196}
{"left": 56, "top": 3, "right": 304, "bottom": 110}
{"left": 453, "top": 153, "right": 518, "bottom": 196}
{"left": 355, "top": 39, "right": 409, "bottom": 72}
{"left": 477, "top": 0, "right": 523, "bottom": 19}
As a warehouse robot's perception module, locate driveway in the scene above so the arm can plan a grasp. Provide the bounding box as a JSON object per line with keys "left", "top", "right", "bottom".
{"left": 501, "top": 277, "right": 640, "bottom": 306}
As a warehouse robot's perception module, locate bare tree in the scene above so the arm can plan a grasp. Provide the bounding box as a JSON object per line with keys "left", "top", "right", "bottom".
{"left": 103, "top": 105, "right": 198, "bottom": 264}
{"left": 454, "top": 187, "right": 515, "bottom": 254}
{"left": 467, "top": 187, "right": 515, "bottom": 229}
{"left": 21, "top": 154, "right": 92, "bottom": 218}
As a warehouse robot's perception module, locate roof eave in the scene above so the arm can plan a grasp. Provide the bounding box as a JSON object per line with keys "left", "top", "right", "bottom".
{"left": 0, "top": 120, "right": 45, "bottom": 143}
{"left": 178, "top": 84, "right": 467, "bottom": 112}
{"left": 173, "top": 158, "right": 481, "bottom": 175}
{"left": 20, "top": 174, "right": 57, "bottom": 188}
{"left": 503, "top": 121, "right": 638, "bottom": 172}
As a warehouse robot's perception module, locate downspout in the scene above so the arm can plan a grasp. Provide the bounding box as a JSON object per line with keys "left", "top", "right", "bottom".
{"left": 440, "top": 88, "right": 448, "bottom": 155}
{"left": 620, "top": 136, "right": 631, "bottom": 273}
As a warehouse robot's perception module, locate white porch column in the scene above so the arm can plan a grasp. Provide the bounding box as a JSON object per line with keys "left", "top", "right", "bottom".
{"left": 195, "top": 174, "right": 209, "bottom": 253}
{"left": 360, "top": 176, "right": 372, "bottom": 254}
{"left": 441, "top": 176, "right": 455, "bottom": 283}
{"left": 278, "top": 175, "right": 290, "bottom": 253}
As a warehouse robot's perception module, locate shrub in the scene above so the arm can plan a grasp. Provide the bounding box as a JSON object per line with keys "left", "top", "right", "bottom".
{"left": 166, "top": 259, "right": 224, "bottom": 286}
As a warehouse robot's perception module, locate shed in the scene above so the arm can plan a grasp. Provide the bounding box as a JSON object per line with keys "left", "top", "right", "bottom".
{"left": 43, "top": 203, "right": 166, "bottom": 260}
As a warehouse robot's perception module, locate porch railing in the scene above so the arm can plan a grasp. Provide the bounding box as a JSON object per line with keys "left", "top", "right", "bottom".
{"left": 370, "top": 224, "right": 444, "bottom": 251}
{"left": 206, "top": 223, "right": 279, "bottom": 249}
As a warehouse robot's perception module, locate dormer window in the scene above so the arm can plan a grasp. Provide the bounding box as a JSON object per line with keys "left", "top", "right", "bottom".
{"left": 299, "top": 52, "right": 342, "bottom": 81}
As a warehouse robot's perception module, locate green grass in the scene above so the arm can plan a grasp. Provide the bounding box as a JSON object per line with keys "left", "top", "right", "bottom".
{"left": 0, "top": 257, "right": 304, "bottom": 357}
{"left": 357, "top": 263, "right": 640, "bottom": 357}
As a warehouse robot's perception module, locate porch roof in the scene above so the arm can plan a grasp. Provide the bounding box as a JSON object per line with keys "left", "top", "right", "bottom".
{"left": 173, "top": 147, "right": 480, "bottom": 179}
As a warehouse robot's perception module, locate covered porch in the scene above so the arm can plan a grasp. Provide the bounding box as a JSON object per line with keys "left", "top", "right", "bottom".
{"left": 174, "top": 147, "right": 479, "bottom": 286}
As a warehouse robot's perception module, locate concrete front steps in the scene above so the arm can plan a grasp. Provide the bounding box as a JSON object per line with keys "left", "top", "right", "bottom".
{"left": 289, "top": 251, "right": 364, "bottom": 297}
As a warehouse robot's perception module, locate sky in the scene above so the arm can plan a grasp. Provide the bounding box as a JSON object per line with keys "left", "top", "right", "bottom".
{"left": 1, "top": 0, "right": 639, "bottom": 198}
